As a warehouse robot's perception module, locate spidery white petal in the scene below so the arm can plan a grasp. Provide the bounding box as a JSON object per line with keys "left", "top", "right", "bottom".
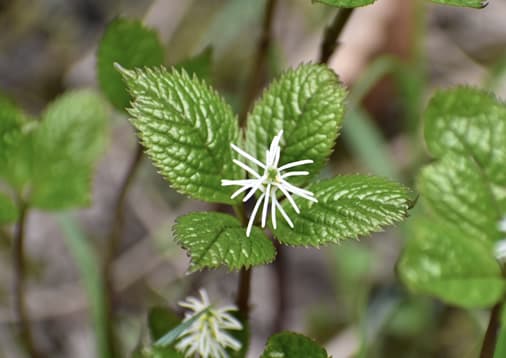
{"left": 221, "top": 130, "right": 317, "bottom": 236}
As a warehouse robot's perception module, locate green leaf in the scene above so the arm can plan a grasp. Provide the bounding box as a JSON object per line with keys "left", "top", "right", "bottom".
{"left": 424, "top": 87, "right": 506, "bottom": 186}
{"left": 30, "top": 90, "right": 108, "bottom": 209}
{"left": 0, "top": 95, "right": 32, "bottom": 189}
{"left": 398, "top": 218, "right": 505, "bottom": 308}
{"left": 174, "top": 212, "right": 276, "bottom": 271}
{"left": 118, "top": 65, "right": 243, "bottom": 204}
{"left": 155, "top": 309, "right": 208, "bottom": 347}
{"left": 273, "top": 175, "right": 411, "bottom": 247}
{"left": 245, "top": 64, "right": 346, "bottom": 184}
{"left": 430, "top": 0, "right": 487, "bottom": 9}
{"left": 0, "top": 95, "right": 24, "bottom": 166}
{"left": 418, "top": 153, "right": 503, "bottom": 244}
{"left": 174, "top": 47, "right": 213, "bottom": 82}
{"left": 148, "top": 307, "right": 182, "bottom": 341}
{"left": 97, "top": 18, "right": 165, "bottom": 111}
{"left": 135, "top": 346, "right": 184, "bottom": 358}
{"left": 313, "top": 0, "right": 375, "bottom": 8}
{"left": 495, "top": 307, "right": 506, "bottom": 358}
{"left": 261, "top": 332, "right": 329, "bottom": 358}
{"left": 227, "top": 314, "right": 249, "bottom": 358}
{"left": 59, "top": 215, "right": 112, "bottom": 358}
{"left": 0, "top": 192, "right": 17, "bottom": 224}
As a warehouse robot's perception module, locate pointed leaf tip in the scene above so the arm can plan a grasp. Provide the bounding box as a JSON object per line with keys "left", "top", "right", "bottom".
{"left": 114, "top": 62, "right": 134, "bottom": 79}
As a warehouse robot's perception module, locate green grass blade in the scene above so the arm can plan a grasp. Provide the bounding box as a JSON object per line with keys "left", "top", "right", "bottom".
{"left": 154, "top": 309, "right": 208, "bottom": 347}
{"left": 343, "top": 107, "right": 399, "bottom": 180}
{"left": 342, "top": 56, "right": 400, "bottom": 180}
{"left": 59, "top": 215, "right": 111, "bottom": 358}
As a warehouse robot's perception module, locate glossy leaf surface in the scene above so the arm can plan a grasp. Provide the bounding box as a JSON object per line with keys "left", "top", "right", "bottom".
{"left": 245, "top": 64, "right": 346, "bottom": 184}
{"left": 418, "top": 153, "right": 503, "bottom": 244}
{"left": 399, "top": 86, "right": 506, "bottom": 308}
{"left": 174, "top": 212, "right": 276, "bottom": 271}
{"left": 399, "top": 219, "right": 504, "bottom": 308}
{"left": 274, "top": 175, "right": 411, "bottom": 246}
{"left": 424, "top": 87, "right": 506, "bottom": 186}
{"left": 119, "top": 66, "right": 243, "bottom": 204}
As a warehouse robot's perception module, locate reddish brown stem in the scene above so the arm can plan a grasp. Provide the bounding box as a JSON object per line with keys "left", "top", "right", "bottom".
{"left": 318, "top": 8, "right": 355, "bottom": 65}
{"left": 13, "top": 203, "right": 42, "bottom": 358}
{"left": 480, "top": 302, "right": 503, "bottom": 358}
{"left": 103, "top": 142, "right": 144, "bottom": 357}
{"left": 239, "top": 0, "right": 278, "bottom": 124}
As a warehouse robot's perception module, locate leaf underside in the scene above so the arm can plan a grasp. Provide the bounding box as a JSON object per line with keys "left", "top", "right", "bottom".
{"left": 261, "top": 331, "right": 329, "bottom": 358}
{"left": 30, "top": 91, "right": 108, "bottom": 210}
{"left": 0, "top": 91, "right": 107, "bottom": 210}
{"left": 97, "top": 18, "right": 165, "bottom": 111}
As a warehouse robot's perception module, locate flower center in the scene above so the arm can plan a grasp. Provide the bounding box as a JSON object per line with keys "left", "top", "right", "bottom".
{"left": 265, "top": 166, "right": 280, "bottom": 184}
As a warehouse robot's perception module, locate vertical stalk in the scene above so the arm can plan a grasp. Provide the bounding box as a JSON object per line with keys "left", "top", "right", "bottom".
{"left": 105, "top": 143, "right": 143, "bottom": 265}
{"left": 12, "top": 202, "right": 41, "bottom": 358}
{"left": 318, "top": 8, "right": 355, "bottom": 65}
{"left": 233, "top": 204, "right": 252, "bottom": 318}
{"left": 480, "top": 302, "right": 503, "bottom": 358}
{"left": 1, "top": 227, "right": 12, "bottom": 241}
{"left": 102, "top": 142, "right": 144, "bottom": 357}
{"left": 239, "top": 0, "right": 278, "bottom": 124}
{"left": 235, "top": 268, "right": 252, "bottom": 319}
{"left": 272, "top": 240, "right": 287, "bottom": 332}
{"left": 235, "top": 0, "right": 279, "bottom": 321}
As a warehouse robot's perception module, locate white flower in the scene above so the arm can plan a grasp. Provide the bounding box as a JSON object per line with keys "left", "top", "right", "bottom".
{"left": 495, "top": 240, "right": 506, "bottom": 262}
{"left": 496, "top": 217, "right": 506, "bottom": 262}
{"left": 175, "top": 289, "right": 242, "bottom": 358}
{"left": 221, "top": 130, "right": 317, "bottom": 237}
{"left": 499, "top": 216, "right": 506, "bottom": 233}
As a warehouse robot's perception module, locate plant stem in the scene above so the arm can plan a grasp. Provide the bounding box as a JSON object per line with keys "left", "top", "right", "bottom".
{"left": 235, "top": 268, "right": 252, "bottom": 319}
{"left": 12, "top": 202, "right": 41, "bottom": 358}
{"left": 233, "top": 204, "right": 247, "bottom": 226}
{"left": 233, "top": 204, "right": 253, "bottom": 318}
{"left": 272, "top": 240, "right": 287, "bottom": 332}
{"left": 480, "top": 302, "right": 503, "bottom": 358}
{"left": 1, "top": 227, "right": 13, "bottom": 241}
{"left": 239, "top": 0, "right": 278, "bottom": 124}
{"left": 102, "top": 142, "right": 144, "bottom": 357}
{"left": 105, "top": 142, "right": 143, "bottom": 266}
{"left": 318, "top": 8, "right": 355, "bottom": 65}
{"left": 235, "top": 0, "right": 279, "bottom": 327}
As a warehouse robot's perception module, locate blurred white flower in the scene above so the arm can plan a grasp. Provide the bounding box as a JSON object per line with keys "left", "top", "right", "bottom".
{"left": 175, "top": 289, "right": 242, "bottom": 358}
{"left": 222, "top": 130, "right": 317, "bottom": 236}
{"left": 494, "top": 240, "right": 506, "bottom": 262}
{"left": 496, "top": 216, "right": 506, "bottom": 262}
{"left": 499, "top": 216, "right": 506, "bottom": 233}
